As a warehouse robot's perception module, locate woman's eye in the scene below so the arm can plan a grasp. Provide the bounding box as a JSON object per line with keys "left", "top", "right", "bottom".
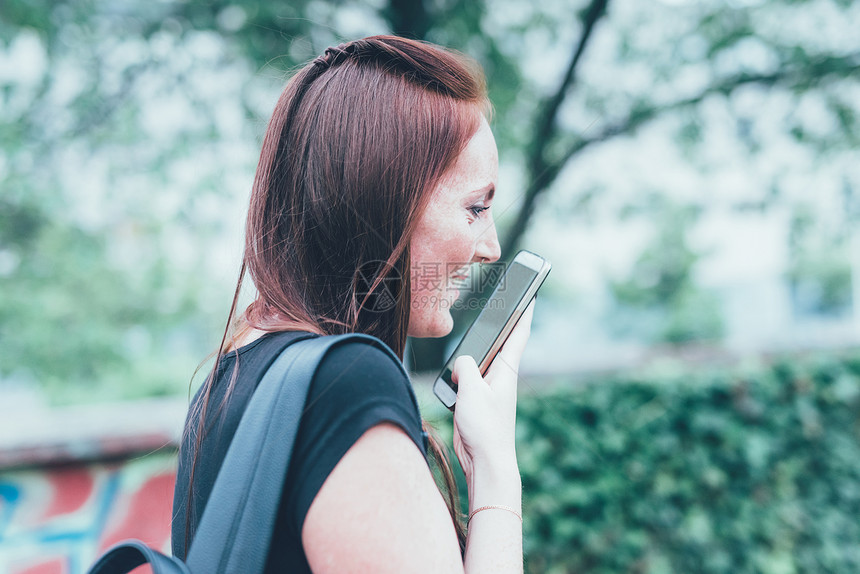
{"left": 469, "top": 205, "right": 490, "bottom": 217}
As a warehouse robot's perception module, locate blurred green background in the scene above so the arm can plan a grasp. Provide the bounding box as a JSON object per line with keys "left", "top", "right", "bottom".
{"left": 2, "top": 0, "right": 860, "bottom": 571}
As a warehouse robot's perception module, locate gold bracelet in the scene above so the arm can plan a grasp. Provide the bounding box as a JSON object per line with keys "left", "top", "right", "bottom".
{"left": 468, "top": 505, "right": 523, "bottom": 524}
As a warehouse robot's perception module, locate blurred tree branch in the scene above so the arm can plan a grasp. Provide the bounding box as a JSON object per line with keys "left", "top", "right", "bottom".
{"left": 5, "top": 0, "right": 860, "bottom": 378}
{"left": 409, "top": 0, "right": 613, "bottom": 372}
{"left": 563, "top": 52, "right": 860, "bottom": 159}
{"left": 501, "top": 0, "right": 609, "bottom": 260}
{"left": 530, "top": 0, "right": 609, "bottom": 176}
{"left": 500, "top": 50, "right": 860, "bottom": 260}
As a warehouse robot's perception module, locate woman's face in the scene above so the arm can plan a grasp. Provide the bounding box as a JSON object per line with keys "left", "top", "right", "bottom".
{"left": 408, "top": 117, "right": 501, "bottom": 338}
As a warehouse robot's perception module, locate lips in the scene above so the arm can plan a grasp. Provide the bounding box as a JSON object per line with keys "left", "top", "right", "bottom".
{"left": 450, "top": 266, "right": 470, "bottom": 280}
{"left": 449, "top": 274, "right": 469, "bottom": 292}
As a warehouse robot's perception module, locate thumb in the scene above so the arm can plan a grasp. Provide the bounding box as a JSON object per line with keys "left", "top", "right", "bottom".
{"left": 452, "top": 354, "right": 481, "bottom": 387}
{"left": 492, "top": 297, "right": 536, "bottom": 374}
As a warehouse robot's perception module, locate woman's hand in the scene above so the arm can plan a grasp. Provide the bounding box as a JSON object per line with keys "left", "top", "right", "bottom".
{"left": 451, "top": 298, "right": 535, "bottom": 485}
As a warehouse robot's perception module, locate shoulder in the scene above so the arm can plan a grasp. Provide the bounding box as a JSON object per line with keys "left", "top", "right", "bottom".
{"left": 318, "top": 335, "right": 406, "bottom": 374}
{"left": 311, "top": 337, "right": 412, "bottom": 402}
{"left": 303, "top": 336, "right": 425, "bottom": 452}
{"left": 283, "top": 335, "right": 429, "bottom": 537}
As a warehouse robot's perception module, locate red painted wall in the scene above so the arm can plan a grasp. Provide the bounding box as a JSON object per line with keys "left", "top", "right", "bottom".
{"left": 0, "top": 452, "right": 177, "bottom": 574}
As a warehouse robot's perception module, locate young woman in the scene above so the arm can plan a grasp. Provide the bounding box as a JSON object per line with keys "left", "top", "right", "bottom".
{"left": 172, "top": 35, "right": 535, "bottom": 573}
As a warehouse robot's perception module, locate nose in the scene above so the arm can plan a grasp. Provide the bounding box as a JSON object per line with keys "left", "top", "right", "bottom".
{"left": 474, "top": 217, "right": 501, "bottom": 264}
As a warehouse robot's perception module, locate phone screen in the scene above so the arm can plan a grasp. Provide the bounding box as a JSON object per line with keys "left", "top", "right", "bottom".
{"left": 438, "top": 259, "right": 541, "bottom": 393}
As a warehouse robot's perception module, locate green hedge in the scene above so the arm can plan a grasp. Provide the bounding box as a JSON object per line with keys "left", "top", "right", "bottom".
{"left": 430, "top": 354, "right": 860, "bottom": 573}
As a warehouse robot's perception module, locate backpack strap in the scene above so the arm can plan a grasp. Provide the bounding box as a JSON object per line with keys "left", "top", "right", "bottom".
{"left": 185, "top": 333, "right": 391, "bottom": 574}
{"left": 87, "top": 539, "right": 190, "bottom": 574}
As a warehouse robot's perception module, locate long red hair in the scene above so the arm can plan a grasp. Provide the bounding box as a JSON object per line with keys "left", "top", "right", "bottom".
{"left": 187, "top": 35, "right": 490, "bottom": 553}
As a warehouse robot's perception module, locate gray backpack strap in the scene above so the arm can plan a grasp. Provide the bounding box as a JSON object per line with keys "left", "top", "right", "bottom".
{"left": 185, "top": 333, "right": 384, "bottom": 574}
{"left": 87, "top": 539, "right": 190, "bottom": 574}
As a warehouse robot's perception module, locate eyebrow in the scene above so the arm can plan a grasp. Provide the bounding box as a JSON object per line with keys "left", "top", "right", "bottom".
{"left": 470, "top": 183, "right": 495, "bottom": 202}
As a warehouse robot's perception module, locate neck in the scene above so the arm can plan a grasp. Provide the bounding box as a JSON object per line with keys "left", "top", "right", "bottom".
{"left": 224, "top": 322, "right": 268, "bottom": 352}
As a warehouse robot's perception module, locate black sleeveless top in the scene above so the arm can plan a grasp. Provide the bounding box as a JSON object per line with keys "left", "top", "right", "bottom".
{"left": 171, "top": 331, "right": 429, "bottom": 572}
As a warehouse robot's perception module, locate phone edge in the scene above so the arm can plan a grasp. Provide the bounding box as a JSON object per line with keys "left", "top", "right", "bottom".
{"left": 431, "top": 250, "right": 552, "bottom": 410}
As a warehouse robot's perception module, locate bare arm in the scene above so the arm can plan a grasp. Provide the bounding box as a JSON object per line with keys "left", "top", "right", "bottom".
{"left": 462, "top": 456, "right": 523, "bottom": 574}
{"left": 454, "top": 299, "right": 536, "bottom": 574}
{"left": 302, "top": 300, "right": 536, "bottom": 573}
{"left": 301, "top": 423, "right": 522, "bottom": 574}
{"left": 302, "top": 422, "right": 464, "bottom": 574}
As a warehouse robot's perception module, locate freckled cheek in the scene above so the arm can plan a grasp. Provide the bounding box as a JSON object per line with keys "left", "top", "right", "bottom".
{"left": 451, "top": 225, "right": 478, "bottom": 261}
{"left": 433, "top": 233, "right": 470, "bottom": 275}
{"left": 412, "top": 218, "right": 473, "bottom": 285}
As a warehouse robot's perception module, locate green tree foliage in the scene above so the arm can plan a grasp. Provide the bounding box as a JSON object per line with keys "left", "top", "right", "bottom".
{"left": 609, "top": 201, "right": 725, "bottom": 344}
{"left": 408, "top": 0, "right": 860, "bottom": 367}
{"left": 0, "top": 0, "right": 261, "bottom": 397}
{"left": 422, "top": 352, "right": 860, "bottom": 572}
{"left": 787, "top": 206, "right": 854, "bottom": 317}
{"left": 1, "top": 0, "right": 859, "bottom": 390}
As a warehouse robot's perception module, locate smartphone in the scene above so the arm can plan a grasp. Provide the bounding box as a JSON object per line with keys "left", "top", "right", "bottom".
{"left": 433, "top": 250, "right": 552, "bottom": 410}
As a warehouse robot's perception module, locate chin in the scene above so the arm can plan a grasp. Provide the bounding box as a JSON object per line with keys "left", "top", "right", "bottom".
{"left": 408, "top": 311, "right": 454, "bottom": 338}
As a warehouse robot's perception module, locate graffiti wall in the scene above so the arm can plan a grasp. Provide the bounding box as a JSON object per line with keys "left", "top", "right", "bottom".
{"left": 0, "top": 395, "right": 187, "bottom": 573}
{"left": 0, "top": 452, "right": 177, "bottom": 574}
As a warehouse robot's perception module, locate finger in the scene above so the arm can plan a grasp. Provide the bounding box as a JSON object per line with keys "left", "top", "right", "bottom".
{"left": 452, "top": 354, "right": 481, "bottom": 386}
{"left": 494, "top": 297, "right": 536, "bottom": 371}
